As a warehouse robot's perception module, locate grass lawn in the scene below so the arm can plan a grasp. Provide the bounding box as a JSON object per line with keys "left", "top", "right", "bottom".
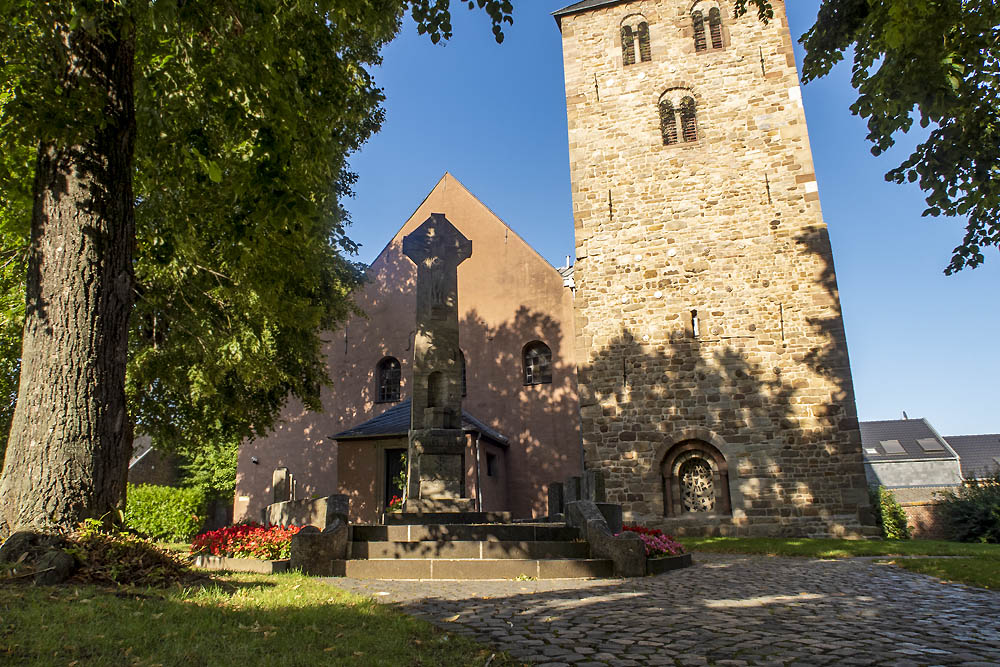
{"left": 0, "top": 572, "right": 519, "bottom": 666}
{"left": 679, "top": 536, "right": 1000, "bottom": 559}
{"left": 886, "top": 558, "right": 1000, "bottom": 591}
{"left": 679, "top": 536, "right": 1000, "bottom": 590}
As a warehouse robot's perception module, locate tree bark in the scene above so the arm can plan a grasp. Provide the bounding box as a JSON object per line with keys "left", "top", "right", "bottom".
{"left": 0, "top": 20, "right": 136, "bottom": 534}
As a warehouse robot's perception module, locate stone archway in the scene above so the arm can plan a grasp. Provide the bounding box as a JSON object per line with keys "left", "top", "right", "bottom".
{"left": 661, "top": 440, "right": 731, "bottom": 517}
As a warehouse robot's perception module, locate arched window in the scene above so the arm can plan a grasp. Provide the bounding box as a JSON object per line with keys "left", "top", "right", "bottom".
{"left": 637, "top": 22, "right": 651, "bottom": 62}
{"left": 522, "top": 342, "right": 552, "bottom": 385}
{"left": 376, "top": 357, "right": 401, "bottom": 403}
{"left": 659, "top": 99, "right": 677, "bottom": 145}
{"left": 693, "top": 5, "right": 724, "bottom": 52}
{"left": 708, "top": 7, "right": 724, "bottom": 49}
{"left": 661, "top": 440, "right": 731, "bottom": 517}
{"left": 659, "top": 91, "right": 698, "bottom": 146}
{"left": 621, "top": 25, "right": 636, "bottom": 66}
{"left": 692, "top": 11, "right": 707, "bottom": 52}
{"left": 621, "top": 16, "right": 651, "bottom": 67}
{"left": 680, "top": 97, "right": 698, "bottom": 143}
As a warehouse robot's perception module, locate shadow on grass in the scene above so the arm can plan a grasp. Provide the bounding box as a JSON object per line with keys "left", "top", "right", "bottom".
{"left": 0, "top": 572, "right": 516, "bottom": 667}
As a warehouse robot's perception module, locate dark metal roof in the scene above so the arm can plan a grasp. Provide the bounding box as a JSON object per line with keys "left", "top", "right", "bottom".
{"left": 945, "top": 434, "right": 1000, "bottom": 479}
{"left": 553, "top": 0, "right": 633, "bottom": 24}
{"left": 859, "top": 419, "right": 958, "bottom": 462}
{"left": 331, "top": 398, "right": 509, "bottom": 447}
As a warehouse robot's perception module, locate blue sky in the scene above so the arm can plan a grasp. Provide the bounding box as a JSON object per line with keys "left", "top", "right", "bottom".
{"left": 346, "top": 1, "right": 999, "bottom": 436}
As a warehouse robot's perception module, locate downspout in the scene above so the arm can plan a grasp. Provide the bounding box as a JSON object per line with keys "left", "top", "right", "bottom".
{"left": 474, "top": 432, "right": 483, "bottom": 512}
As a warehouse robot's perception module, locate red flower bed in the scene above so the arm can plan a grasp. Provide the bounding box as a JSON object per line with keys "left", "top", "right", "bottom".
{"left": 191, "top": 523, "right": 302, "bottom": 560}
{"left": 618, "top": 524, "right": 685, "bottom": 558}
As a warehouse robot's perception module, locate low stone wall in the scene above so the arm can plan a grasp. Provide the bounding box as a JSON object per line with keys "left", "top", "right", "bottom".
{"left": 193, "top": 555, "right": 289, "bottom": 574}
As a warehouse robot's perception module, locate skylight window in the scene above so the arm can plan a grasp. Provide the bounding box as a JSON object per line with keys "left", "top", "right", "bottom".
{"left": 864, "top": 448, "right": 878, "bottom": 455}
{"left": 917, "top": 437, "right": 945, "bottom": 452}
{"left": 879, "top": 440, "right": 906, "bottom": 455}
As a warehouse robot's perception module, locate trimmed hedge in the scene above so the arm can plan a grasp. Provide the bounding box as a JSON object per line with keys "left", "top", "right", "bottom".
{"left": 125, "top": 484, "right": 207, "bottom": 542}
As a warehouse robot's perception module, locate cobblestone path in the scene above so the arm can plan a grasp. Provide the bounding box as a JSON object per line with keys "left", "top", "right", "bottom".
{"left": 333, "top": 553, "right": 1000, "bottom": 666}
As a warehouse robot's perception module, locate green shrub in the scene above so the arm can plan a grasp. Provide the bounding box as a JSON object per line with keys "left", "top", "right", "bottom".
{"left": 124, "top": 484, "right": 207, "bottom": 542}
{"left": 870, "top": 485, "right": 911, "bottom": 540}
{"left": 939, "top": 471, "right": 1000, "bottom": 543}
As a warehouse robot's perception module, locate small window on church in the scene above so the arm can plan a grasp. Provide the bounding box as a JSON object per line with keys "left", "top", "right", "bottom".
{"left": 659, "top": 99, "right": 677, "bottom": 145}
{"left": 680, "top": 97, "right": 698, "bottom": 143}
{"left": 693, "top": 5, "right": 724, "bottom": 52}
{"left": 621, "top": 25, "right": 636, "bottom": 66}
{"left": 709, "top": 8, "right": 724, "bottom": 50}
{"left": 692, "top": 11, "right": 707, "bottom": 52}
{"left": 486, "top": 453, "right": 497, "bottom": 477}
{"left": 376, "top": 357, "right": 401, "bottom": 403}
{"left": 621, "top": 16, "right": 651, "bottom": 67}
{"left": 659, "top": 90, "right": 698, "bottom": 146}
{"left": 523, "top": 341, "right": 552, "bottom": 385}
{"left": 637, "top": 22, "right": 651, "bottom": 62}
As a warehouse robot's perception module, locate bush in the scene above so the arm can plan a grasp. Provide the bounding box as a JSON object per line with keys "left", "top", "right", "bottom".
{"left": 124, "top": 484, "right": 207, "bottom": 542}
{"left": 870, "top": 485, "right": 911, "bottom": 540}
{"left": 939, "top": 471, "right": 1000, "bottom": 543}
{"left": 191, "top": 523, "right": 302, "bottom": 560}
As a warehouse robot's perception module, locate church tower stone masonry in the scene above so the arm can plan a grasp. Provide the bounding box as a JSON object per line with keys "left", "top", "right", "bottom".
{"left": 556, "top": 0, "right": 875, "bottom": 536}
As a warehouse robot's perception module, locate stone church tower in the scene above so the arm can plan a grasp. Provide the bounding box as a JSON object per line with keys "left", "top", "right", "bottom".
{"left": 555, "top": 0, "right": 874, "bottom": 536}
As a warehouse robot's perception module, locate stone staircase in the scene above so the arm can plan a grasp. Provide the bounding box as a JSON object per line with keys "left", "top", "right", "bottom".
{"left": 330, "top": 515, "right": 614, "bottom": 580}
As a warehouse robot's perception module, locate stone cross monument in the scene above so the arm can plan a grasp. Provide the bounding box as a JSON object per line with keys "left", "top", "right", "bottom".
{"left": 401, "top": 213, "right": 473, "bottom": 513}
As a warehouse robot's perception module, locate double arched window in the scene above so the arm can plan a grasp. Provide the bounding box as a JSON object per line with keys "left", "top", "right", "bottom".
{"left": 376, "top": 357, "right": 401, "bottom": 403}
{"left": 522, "top": 342, "right": 553, "bottom": 385}
{"left": 692, "top": 5, "right": 724, "bottom": 52}
{"left": 659, "top": 91, "right": 698, "bottom": 145}
{"left": 621, "top": 16, "right": 651, "bottom": 66}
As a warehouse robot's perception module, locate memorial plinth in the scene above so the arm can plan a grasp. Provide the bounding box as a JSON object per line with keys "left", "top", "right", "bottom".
{"left": 401, "top": 213, "right": 473, "bottom": 514}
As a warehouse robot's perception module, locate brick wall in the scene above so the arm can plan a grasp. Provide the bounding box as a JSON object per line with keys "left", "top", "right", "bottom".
{"left": 559, "top": 0, "right": 873, "bottom": 536}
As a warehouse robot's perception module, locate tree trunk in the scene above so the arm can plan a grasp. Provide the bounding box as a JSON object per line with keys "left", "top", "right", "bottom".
{"left": 0, "top": 20, "right": 136, "bottom": 534}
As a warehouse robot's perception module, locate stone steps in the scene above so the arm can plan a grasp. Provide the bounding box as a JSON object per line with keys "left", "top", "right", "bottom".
{"left": 383, "top": 511, "right": 512, "bottom": 525}
{"left": 331, "top": 557, "right": 613, "bottom": 580}
{"left": 349, "top": 539, "right": 590, "bottom": 560}
{"left": 340, "top": 520, "right": 612, "bottom": 579}
{"left": 352, "top": 522, "right": 579, "bottom": 543}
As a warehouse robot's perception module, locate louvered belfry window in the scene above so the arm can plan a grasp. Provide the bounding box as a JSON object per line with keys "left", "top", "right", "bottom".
{"left": 692, "top": 11, "right": 707, "bottom": 52}
{"left": 680, "top": 97, "right": 698, "bottom": 143}
{"left": 709, "top": 8, "right": 723, "bottom": 49}
{"left": 659, "top": 99, "right": 678, "bottom": 146}
{"left": 621, "top": 25, "right": 636, "bottom": 65}
{"left": 637, "top": 22, "right": 652, "bottom": 62}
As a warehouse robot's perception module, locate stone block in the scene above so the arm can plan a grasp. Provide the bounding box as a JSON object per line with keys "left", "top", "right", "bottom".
{"left": 565, "top": 476, "right": 582, "bottom": 504}
{"left": 583, "top": 470, "right": 606, "bottom": 502}
{"left": 596, "top": 502, "right": 623, "bottom": 535}
{"left": 565, "top": 500, "right": 645, "bottom": 577}
{"left": 290, "top": 520, "right": 349, "bottom": 576}
{"left": 265, "top": 494, "right": 349, "bottom": 530}
{"left": 548, "top": 482, "right": 565, "bottom": 516}
{"left": 272, "top": 467, "right": 290, "bottom": 504}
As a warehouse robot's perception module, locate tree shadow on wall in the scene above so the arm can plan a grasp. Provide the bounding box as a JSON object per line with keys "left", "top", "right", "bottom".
{"left": 577, "top": 223, "right": 871, "bottom": 532}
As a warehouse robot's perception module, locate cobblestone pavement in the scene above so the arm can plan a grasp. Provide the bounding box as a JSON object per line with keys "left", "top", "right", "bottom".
{"left": 333, "top": 554, "right": 1000, "bottom": 666}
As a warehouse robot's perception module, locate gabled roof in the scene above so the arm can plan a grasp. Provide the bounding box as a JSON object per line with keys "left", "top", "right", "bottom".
{"left": 331, "top": 398, "right": 509, "bottom": 447}
{"left": 944, "top": 434, "right": 1000, "bottom": 479}
{"left": 553, "top": 0, "right": 632, "bottom": 25}
{"left": 859, "top": 419, "right": 959, "bottom": 462}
